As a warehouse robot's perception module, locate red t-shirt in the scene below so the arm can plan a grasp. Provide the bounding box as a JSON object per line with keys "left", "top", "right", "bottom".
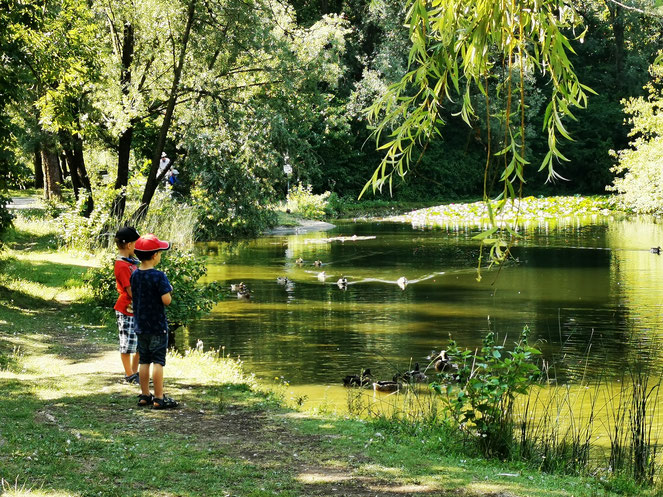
{"left": 114, "top": 258, "right": 137, "bottom": 315}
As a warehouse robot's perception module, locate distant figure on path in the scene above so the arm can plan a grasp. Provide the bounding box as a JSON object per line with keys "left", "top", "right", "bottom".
{"left": 158, "top": 152, "right": 171, "bottom": 184}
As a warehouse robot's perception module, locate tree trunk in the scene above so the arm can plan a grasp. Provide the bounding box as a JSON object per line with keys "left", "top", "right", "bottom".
{"left": 608, "top": 4, "right": 624, "bottom": 88}
{"left": 72, "top": 133, "right": 93, "bottom": 216}
{"left": 59, "top": 131, "right": 81, "bottom": 199}
{"left": 111, "top": 21, "right": 135, "bottom": 219}
{"left": 134, "top": 0, "right": 197, "bottom": 221}
{"left": 33, "top": 147, "right": 43, "bottom": 189}
{"left": 41, "top": 143, "right": 62, "bottom": 200}
{"left": 63, "top": 146, "right": 81, "bottom": 199}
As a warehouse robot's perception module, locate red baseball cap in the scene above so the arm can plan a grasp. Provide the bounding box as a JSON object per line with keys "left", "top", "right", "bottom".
{"left": 134, "top": 234, "right": 171, "bottom": 252}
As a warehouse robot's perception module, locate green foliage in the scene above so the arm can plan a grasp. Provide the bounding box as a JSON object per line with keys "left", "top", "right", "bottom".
{"left": 392, "top": 195, "right": 614, "bottom": 228}
{"left": 188, "top": 158, "right": 278, "bottom": 240}
{"left": 432, "top": 328, "right": 541, "bottom": 459}
{"left": 85, "top": 249, "right": 223, "bottom": 329}
{"left": 609, "top": 63, "right": 663, "bottom": 214}
{"left": 366, "top": 0, "right": 592, "bottom": 190}
{"left": 364, "top": 0, "right": 595, "bottom": 272}
{"left": 286, "top": 182, "right": 331, "bottom": 219}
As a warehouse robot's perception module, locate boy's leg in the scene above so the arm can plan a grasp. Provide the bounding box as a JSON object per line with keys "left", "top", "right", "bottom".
{"left": 152, "top": 364, "right": 164, "bottom": 399}
{"left": 117, "top": 311, "right": 138, "bottom": 378}
{"left": 120, "top": 353, "right": 134, "bottom": 377}
{"left": 139, "top": 363, "right": 151, "bottom": 396}
{"left": 150, "top": 334, "right": 177, "bottom": 408}
{"left": 131, "top": 352, "right": 140, "bottom": 375}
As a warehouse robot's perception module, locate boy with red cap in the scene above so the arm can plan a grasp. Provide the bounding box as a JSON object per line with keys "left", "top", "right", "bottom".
{"left": 131, "top": 234, "right": 178, "bottom": 409}
{"left": 114, "top": 226, "right": 141, "bottom": 384}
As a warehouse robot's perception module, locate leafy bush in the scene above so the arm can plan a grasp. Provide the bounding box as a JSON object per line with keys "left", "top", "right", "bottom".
{"left": 85, "top": 249, "right": 224, "bottom": 329}
{"left": 609, "top": 65, "right": 663, "bottom": 214}
{"left": 432, "top": 327, "right": 541, "bottom": 459}
{"left": 286, "top": 182, "right": 331, "bottom": 219}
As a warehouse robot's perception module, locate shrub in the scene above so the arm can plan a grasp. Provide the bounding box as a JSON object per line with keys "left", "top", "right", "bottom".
{"left": 432, "top": 327, "right": 541, "bottom": 459}
{"left": 286, "top": 182, "right": 331, "bottom": 219}
{"left": 85, "top": 248, "right": 224, "bottom": 330}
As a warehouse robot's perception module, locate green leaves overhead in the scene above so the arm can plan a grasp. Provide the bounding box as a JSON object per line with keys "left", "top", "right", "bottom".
{"left": 365, "top": 0, "right": 593, "bottom": 273}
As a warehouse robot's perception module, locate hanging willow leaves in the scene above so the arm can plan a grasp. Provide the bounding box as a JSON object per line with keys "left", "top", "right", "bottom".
{"left": 364, "top": 0, "right": 594, "bottom": 279}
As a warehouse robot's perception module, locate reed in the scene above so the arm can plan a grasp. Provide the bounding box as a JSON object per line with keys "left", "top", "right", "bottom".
{"left": 356, "top": 330, "right": 663, "bottom": 489}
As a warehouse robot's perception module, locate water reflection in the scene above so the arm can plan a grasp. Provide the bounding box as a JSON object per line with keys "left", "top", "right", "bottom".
{"left": 185, "top": 216, "right": 663, "bottom": 393}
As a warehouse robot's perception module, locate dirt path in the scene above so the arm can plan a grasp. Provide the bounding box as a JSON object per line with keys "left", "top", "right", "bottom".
{"left": 8, "top": 196, "right": 40, "bottom": 210}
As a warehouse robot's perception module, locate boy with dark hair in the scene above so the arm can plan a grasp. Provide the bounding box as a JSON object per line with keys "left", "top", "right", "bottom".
{"left": 131, "top": 234, "right": 178, "bottom": 409}
{"left": 114, "top": 226, "right": 141, "bottom": 384}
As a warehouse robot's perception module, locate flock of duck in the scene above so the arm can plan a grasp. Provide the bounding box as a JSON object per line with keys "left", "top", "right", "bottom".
{"left": 229, "top": 258, "right": 424, "bottom": 298}
{"left": 343, "top": 350, "right": 459, "bottom": 393}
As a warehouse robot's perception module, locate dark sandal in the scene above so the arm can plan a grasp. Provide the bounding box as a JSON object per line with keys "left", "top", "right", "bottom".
{"left": 137, "top": 394, "right": 153, "bottom": 407}
{"left": 125, "top": 373, "right": 139, "bottom": 384}
{"left": 152, "top": 395, "right": 178, "bottom": 410}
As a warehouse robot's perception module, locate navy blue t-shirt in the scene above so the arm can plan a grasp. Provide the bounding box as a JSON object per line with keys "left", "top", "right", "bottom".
{"left": 130, "top": 268, "right": 173, "bottom": 335}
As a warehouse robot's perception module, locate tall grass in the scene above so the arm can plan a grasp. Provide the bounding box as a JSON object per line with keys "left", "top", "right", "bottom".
{"left": 350, "top": 334, "right": 663, "bottom": 489}
{"left": 55, "top": 188, "right": 199, "bottom": 252}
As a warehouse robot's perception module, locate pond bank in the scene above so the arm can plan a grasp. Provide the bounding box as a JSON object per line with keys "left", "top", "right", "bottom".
{"left": 0, "top": 214, "right": 650, "bottom": 497}
{"left": 264, "top": 219, "right": 336, "bottom": 235}
{"left": 0, "top": 297, "right": 621, "bottom": 497}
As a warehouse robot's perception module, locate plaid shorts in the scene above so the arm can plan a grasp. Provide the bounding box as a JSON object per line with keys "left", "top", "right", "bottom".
{"left": 115, "top": 311, "right": 137, "bottom": 354}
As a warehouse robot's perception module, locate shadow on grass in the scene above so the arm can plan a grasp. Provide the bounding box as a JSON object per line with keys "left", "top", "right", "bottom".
{"left": 6, "top": 226, "right": 57, "bottom": 251}
{"left": 0, "top": 284, "right": 67, "bottom": 311}
{"left": 1, "top": 258, "right": 89, "bottom": 291}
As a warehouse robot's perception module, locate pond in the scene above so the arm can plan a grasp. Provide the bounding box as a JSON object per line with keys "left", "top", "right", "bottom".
{"left": 183, "top": 214, "right": 663, "bottom": 410}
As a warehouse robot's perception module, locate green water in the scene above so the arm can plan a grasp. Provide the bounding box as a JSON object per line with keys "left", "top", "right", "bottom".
{"left": 185, "top": 215, "right": 663, "bottom": 397}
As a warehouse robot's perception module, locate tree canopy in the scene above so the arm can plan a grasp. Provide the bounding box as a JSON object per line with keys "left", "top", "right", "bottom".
{"left": 2, "top": 0, "right": 663, "bottom": 243}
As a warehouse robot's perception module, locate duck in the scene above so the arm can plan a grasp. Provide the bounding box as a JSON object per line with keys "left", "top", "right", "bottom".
{"left": 317, "top": 271, "right": 327, "bottom": 282}
{"left": 337, "top": 277, "right": 348, "bottom": 289}
{"left": 295, "top": 257, "right": 304, "bottom": 264}
{"left": 651, "top": 247, "right": 661, "bottom": 254}
{"left": 230, "top": 282, "right": 244, "bottom": 292}
{"left": 431, "top": 350, "right": 459, "bottom": 374}
{"left": 342, "top": 369, "right": 372, "bottom": 387}
{"left": 396, "top": 276, "right": 408, "bottom": 290}
{"left": 401, "top": 363, "right": 427, "bottom": 383}
{"left": 373, "top": 380, "right": 401, "bottom": 393}
{"left": 314, "top": 259, "right": 323, "bottom": 267}
{"left": 236, "top": 283, "right": 251, "bottom": 299}
{"left": 276, "top": 276, "right": 290, "bottom": 285}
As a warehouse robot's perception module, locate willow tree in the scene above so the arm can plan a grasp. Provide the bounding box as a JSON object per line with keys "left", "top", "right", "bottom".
{"left": 364, "top": 0, "right": 593, "bottom": 275}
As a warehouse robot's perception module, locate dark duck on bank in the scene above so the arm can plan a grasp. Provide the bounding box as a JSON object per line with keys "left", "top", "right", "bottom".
{"left": 342, "top": 369, "right": 372, "bottom": 387}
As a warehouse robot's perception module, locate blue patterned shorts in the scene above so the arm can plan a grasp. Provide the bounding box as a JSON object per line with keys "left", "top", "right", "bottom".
{"left": 115, "top": 311, "right": 137, "bottom": 354}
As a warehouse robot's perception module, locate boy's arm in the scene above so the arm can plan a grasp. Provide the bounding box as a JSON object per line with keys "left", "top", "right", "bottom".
{"left": 160, "top": 272, "right": 173, "bottom": 306}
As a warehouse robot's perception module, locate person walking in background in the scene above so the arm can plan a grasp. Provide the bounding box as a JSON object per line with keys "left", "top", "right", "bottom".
{"left": 157, "top": 152, "right": 171, "bottom": 185}
{"left": 113, "top": 226, "right": 141, "bottom": 384}
{"left": 131, "top": 234, "right": 178, "bottom": 409}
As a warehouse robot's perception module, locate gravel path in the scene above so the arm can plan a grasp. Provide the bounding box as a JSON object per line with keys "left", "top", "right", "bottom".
{"left": 8, "top": 196, "right": 41, "bottom": 210}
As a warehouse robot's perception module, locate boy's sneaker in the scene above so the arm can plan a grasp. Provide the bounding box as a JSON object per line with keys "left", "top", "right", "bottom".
{"left": 124, "top": 373, "right": 139, "bottom": 384}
